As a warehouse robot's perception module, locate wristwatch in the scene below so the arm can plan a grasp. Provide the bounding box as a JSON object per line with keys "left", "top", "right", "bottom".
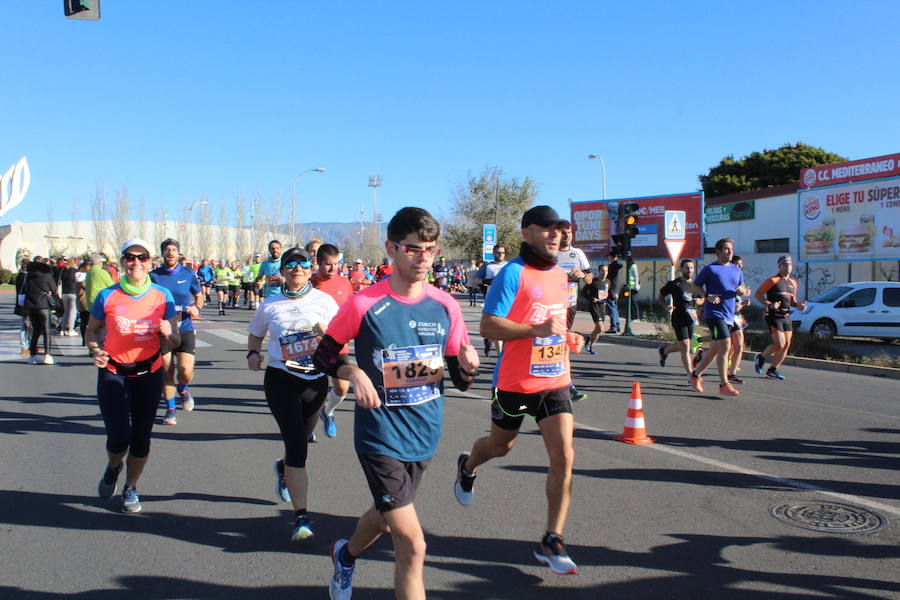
{"left": 246, "top": 349, "right": 260, "bottom": 359}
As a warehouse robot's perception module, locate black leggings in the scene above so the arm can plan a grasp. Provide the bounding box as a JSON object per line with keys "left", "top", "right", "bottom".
{"left": 264, "top": 367, "right": 328, "bottom": 468}
{"left": 97, "top": 368, "right": 163, "bottom": 458}
{"left": 28, "top": 308, "right": 51, "bottom": 355}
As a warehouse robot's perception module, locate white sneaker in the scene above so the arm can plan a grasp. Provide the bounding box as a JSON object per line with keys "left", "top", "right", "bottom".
{"left": 43, "top": 354, "right": 55, "bottom": 365}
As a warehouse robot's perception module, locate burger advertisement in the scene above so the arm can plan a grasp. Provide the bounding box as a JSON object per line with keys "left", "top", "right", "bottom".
{"left": 798, "top": 175, "right": 900, "bottom": 262}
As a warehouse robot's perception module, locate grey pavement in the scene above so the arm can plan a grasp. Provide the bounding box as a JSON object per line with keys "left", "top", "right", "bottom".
{"left": 1, "top": 296, "right": 898, "bottom": 599}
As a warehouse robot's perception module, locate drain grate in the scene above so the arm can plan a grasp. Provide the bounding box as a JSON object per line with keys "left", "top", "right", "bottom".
{"left": 770, "top": 501, "right": 885, "bottom": 534}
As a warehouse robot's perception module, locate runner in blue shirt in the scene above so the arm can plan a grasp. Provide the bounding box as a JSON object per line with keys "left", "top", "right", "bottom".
{"left": 314, "top": 207, "right": 479, "bottom": 600}
{"left": 150, "top": 238, "right": 204, "bottom": 424}
{"left": 197, "top": 260, "right": 214, "bottom": 304}
{"left": 689, "top": 237, "right": 751, "bottom": 396}
{"left": 256, "top": 240, "right": 285, "bottom": 299}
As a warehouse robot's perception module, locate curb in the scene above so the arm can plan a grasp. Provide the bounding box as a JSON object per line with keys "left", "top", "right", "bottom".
{"left": 598, "top": 333, "right": 900, "bottom": 380}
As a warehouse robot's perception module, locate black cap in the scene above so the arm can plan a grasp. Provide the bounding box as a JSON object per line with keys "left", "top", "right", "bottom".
{"left": 522, "top": 205, "right": 565, "bottom": 228}
{"left": 160, "top": 238, "right": 180, "bottom": 253}
{"left": 280, "top": 247, "right": 311, "bottom": 269}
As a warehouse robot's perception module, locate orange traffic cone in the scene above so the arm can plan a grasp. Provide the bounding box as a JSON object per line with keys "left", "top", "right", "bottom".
{"left": 614, "top": 382, "right": 654, "bottom": 445}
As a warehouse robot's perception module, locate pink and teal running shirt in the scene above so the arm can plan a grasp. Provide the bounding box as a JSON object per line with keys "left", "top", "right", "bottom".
{"left": 324, "top": 279, "right": 470, "bottom": 462}
{"left": 91, "top": 283, "right": 176, "bottom": 374}
{"left": 482, "top": 256, "right": 571, "bottom": 394}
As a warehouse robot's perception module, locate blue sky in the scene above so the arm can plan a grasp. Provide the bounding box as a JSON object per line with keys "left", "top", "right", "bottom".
{"left": 4, "top": 1, "right": 898, "bottom": 229}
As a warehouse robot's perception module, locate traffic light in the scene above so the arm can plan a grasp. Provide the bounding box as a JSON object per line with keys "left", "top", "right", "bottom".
{"left": 611, "top": 233, "right": 630, "bottom": 257}
{"left": 623, "top": 202, "right": 640, "bottom": 239}
{"left": 64, "top": 0, "right": 100, "bottom": 20}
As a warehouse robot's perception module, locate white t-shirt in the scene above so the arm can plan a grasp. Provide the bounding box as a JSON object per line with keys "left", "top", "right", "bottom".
{"left": 247, "top": 288, "right": 339, "bottom": 380}
{"left": 556, "top": 247, "right": 590, "bottom": 307}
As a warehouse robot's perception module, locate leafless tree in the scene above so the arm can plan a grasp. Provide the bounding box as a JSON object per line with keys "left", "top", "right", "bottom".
{"left": 45, "top": 206, "right": 63, "bottom": 256}
{"left": 71, "top": 195, "right": 81, "bottom": 246}
{"left": 197, "top": 197, "right": 219, "bottom": 258}
{"left": 250, "top": 193, "right": 266, "bottom": 252}
{"left": 267, "top": 192, "right": 284, "bottom": 243}
{"left": 217, "top": 202, "right": 230, "bottom": 259}
{"left": 91, "top": 185, "right": 109, "bottom": 256}
{"left": 155, "top": 207, "right": 167, "bottom": 249}
{"left": 111, "top": 187, "right": 132, "bottom": 254}
{"left": 234, "top": 195, "right": 249, "bottom": 260}
{"left": 136, "top": 197, "right": 148, "bottom": 244}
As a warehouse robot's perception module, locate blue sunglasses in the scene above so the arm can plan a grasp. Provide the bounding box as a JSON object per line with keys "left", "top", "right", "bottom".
{"left": 284, "top": 260, "right": 312, "bottom": 270}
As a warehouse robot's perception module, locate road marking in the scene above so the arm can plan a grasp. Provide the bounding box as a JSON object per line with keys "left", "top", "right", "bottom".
{"left": 448, "top": 391, "right": 900, "bottom": 518}
{"left": 573, "top": 419, "right": 900, "bottom": 518}
{"left": 203, "top": 329, "right": 247, "bottom": 345}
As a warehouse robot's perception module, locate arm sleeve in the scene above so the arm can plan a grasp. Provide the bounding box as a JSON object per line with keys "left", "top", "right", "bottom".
{"left": 445, "top": 355, "right": 474, "bottom": 392}
{"left": 313, "top": 334, "right": 349, "bottom": 377}
{"left": 482, "top": 261, "right": 521, "bottom": 318}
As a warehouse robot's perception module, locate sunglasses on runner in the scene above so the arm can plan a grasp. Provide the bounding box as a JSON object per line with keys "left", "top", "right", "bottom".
{"left": 390, "top": 241, "right": 441, "bottom": 258}
{"left": 122, "top": 253, "right": 151, "bottom": 263}
{"left": 283, "top": 260, "right": 313, "bottom": 270}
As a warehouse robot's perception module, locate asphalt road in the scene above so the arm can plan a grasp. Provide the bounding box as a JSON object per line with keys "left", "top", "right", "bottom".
{"left": 1, "top": 296, "right": 898, "bottom": 599}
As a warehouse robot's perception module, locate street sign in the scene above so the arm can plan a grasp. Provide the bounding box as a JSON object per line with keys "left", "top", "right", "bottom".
{"left": 482, "top": 243, "right": 495, "bottom": 262}
{"left": 664, "top": 239, "right": 686, "bottom": 266}
{"left": 664, "top": 210, "right": 686, "bottom": 240}
{"left": 483, "top": 224, "right": 496, "bottom": 244}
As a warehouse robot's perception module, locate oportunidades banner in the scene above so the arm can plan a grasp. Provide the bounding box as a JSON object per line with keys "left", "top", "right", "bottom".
{"left": 798, "top": 175, "right": 900, "bottom": 262}
{"left": 571, "top": 192, "right": 703, "bottom": 261}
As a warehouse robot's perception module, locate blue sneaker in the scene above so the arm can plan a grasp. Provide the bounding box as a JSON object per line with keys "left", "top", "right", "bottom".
{"left": 290, "top": 512, "right": 314, "bottom": 541}
{"left": 122, "top": 486, "right": 141, "bottom": 513}
{"left": 766, "top": 368, "right": 785, "bottom": 380}
{"left": 273, "top": 459, "right": 291, "bottom": 502}
{"left": 320, "top": 407, "right": 337, "bottom": 438}
{"left": 755, "top": 353, "right": 765, "bottom": 374}
{"left": 329, "top": 539, "right": 355, "bottom": 600}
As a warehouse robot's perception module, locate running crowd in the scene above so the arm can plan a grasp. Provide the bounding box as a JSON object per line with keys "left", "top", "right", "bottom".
{"left": 12, "top": 205, "right": 806, "bottom": 600}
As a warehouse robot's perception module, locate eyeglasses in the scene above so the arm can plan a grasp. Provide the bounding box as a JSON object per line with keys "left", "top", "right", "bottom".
{"left": 122, "top": 253, "right": 151, "bottom": 263}
{"left": 390, "top": 241, "right": 441, "bottom": 258}
{"left": 283, "top": 260, "right": 313, "bottom": 270}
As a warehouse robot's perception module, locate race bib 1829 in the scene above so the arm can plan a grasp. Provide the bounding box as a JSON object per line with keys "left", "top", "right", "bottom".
{"left": 381, "top": 344, "right": 444, "bottom": 406}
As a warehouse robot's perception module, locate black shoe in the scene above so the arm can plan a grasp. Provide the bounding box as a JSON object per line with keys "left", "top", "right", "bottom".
{"left": 658, "top": 346, "right": 667, "bottom": 367}
{"left": 98, "top": 463, "right": 122, "bottom": 499}
{"left": 453, "top": 452, "right": 476, "bottom": 506}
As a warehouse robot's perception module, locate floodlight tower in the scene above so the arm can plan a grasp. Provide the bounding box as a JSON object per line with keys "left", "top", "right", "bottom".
{"left": 368, "top": 174, "right": 383, "bottom": 244}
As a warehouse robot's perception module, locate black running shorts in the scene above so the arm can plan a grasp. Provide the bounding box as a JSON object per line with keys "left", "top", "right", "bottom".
{"left": 766, "top": 315, "right": 793, "bottom": 332}
{"left": 358, "top": 453, "right": 430, "bottom": 513}
{"left": 671, "top": 314, "right": 695, "bottom": 341}
{"left": 705, "top": 318, "right": 732, "bottom": 341}
{"left": 160, "top": 330, "right": 196, "bottom": 355}
{"left": 491, "top": 386, "right": 572, "bottom": 431}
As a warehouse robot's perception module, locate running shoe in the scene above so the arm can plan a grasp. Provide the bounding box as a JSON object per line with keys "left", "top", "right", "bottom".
{"left": 28, "top": 355, "right": 42, "bottom": 365}
{"left": 728, "top": 375, "right": 744, "bottom": 384}
{"left": 692, "top": 348, "right": 704, "bottom": 369}
{"left": 585, "top": 343, "right": 594, "bottom": 355}
{"left": 719, "top": 383, "right": 740, "bottom": 396}
{"left": 180, "top": 391, "right": 195, "bottom": 412}
{"left": 766, "top": 368, "right": 785, "bottom": 380}
{"left": 658, "top": 346, "right": 667, "bottom": 367}
{"left": 163, "top": 408, "right": 177, "bottom": 426}
{"left": 98, "top": 463, "right": 122, "bottom": 499}
{"left": 290, "top": 512, "right": 314, "bottom": 541}
{"left": 329, "top": 538, "right": 355, "bottom": 600}
{"left": 533, "top": 534, "right": 578, "bottom": 574}
{"left": 122, "top": 486, "right": 142, "bottom": 513}
{"left": 43, "top": 354, "right": 55, "bottom": 365}
{"left": 308, "top": 432, "right": 318, "bottom": 443}
{"left": 483, "top": 338, "right": 491, "bottom": 357}
{"left": 273, "top": 459, "right": 292, "bottom": 502}
{"left": 320, "top": 407, "right": 337, "bottom": 438}
{"left": 755, "top": 353, "right": 765, "bottom": 374}
{"left": 570, "top": 386, "right": 588, "bottom": 403}
{"left": 454, "top": 452, "right": 476, "bottom": 506}
{"left": 690, "top": 373, "right": 704, "bottom": 393}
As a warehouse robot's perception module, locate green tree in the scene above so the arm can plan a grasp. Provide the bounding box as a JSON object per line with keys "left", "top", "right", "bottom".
{"left": 444, "top": 166, "right": 536, "bottom": 260}
{"left": 699, "top": 142, "right": 847, "bottom": 198}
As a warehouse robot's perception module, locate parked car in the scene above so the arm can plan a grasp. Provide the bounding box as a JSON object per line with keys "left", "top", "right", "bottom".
{"left": 791, "top": 281, "right": 900, "bottom": 341}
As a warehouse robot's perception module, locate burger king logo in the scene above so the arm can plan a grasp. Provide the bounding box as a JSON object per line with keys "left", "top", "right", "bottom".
{"left": 803, "top": 197, "right": 820, "bottom": 220}
{"left": 802, "top": 169, "right": 818, "bottom": 187}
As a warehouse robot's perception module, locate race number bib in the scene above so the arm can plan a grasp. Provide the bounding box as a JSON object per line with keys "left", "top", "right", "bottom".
{"left": 529, "top": 335, "right": 566, "bottom": 377}
{"left": 381, "top": 344, "right": 444, "bottom": 406}
{"left": 567, "top": 283, "right": 578, "bottom": 307}
{"left": 279, "top": 330, "right": 320, "bottom": 368}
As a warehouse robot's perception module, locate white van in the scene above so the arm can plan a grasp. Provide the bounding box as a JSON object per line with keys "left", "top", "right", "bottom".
{"left": 792, "top": 281, "right": 900, "bottom": 340}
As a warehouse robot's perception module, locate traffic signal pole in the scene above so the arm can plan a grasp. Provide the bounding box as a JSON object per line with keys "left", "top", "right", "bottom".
{"left": 623, "top": 252, "right": 634, "bottom": 336}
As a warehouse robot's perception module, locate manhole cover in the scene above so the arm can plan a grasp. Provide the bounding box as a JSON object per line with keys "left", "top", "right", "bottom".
{"left": 770, "top": 501, "right": 885, "bottom": 534}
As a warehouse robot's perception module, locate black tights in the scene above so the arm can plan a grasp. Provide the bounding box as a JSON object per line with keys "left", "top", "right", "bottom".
{"left": 28, "top": 309, "right": 51, "bottom": 356}
{"left": 263, "top": 367, "right": 327, "bottom": 468}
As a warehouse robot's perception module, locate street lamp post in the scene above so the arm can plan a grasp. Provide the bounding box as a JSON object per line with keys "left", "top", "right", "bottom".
{"left": 587, "top": 154, "right": 607, "bottom": 200}
{"left": 292, "top": 168, "right": 326, "bottom": 246}
{"left": 368, "top": 174, "right": 383, "bottom": 246}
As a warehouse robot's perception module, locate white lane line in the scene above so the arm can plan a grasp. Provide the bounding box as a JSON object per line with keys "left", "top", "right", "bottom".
{"left": 195, "top": 338, "right": 212, "bottom": 348}
{"left": 573, "top": 419, "right": 900, "bottom": 518}
{"left": 202, "top": 329, "right": 247, "bottom": 345}
{"left": 448, "top": 391, "right": 900, "bottom": 517}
